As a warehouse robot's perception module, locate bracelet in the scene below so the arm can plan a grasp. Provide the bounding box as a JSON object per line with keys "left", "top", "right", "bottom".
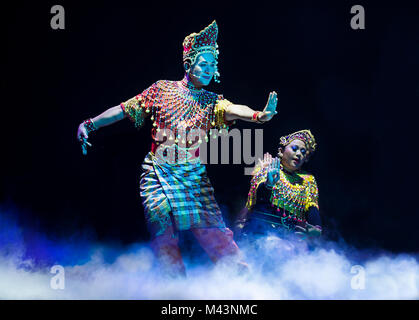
{"left": 252, "top": 111, "right": 260, "bottom": 122}
{"left": 252, "top": 111, "right": 265, "bottom": 124}
{"left": 83, "top": 118, "right": 97, "bottom": 134}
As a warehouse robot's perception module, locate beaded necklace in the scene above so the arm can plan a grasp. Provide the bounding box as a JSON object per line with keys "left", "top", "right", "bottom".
{"left": 121, "top": 77, "right": 233, "bottom": 155}
{"left": 246, "top": 163, "right": 318, "bottom": 223}
{"left": 145, "top": 78, "right": 224, "bottom": 145}
{"left": 270, "top": 168, "right": 308, "bottom": 222}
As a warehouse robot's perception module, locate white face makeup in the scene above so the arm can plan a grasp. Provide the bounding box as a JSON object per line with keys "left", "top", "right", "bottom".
{"left": 187, "top": 52, "right": 217, "bottom": 87}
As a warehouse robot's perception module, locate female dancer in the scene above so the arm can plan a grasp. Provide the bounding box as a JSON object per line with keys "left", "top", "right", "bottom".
{"left": 235, "top": 130, "right": 322, "bottom": 241}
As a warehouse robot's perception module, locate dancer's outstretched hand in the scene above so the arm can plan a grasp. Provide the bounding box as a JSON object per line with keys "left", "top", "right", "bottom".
{"left": 77, "top": 122, "right": 92, "bottom": 155}
{"left": 257, "top": 152, "right": 273, "bottom": 169}
{"left": 266, "top": 156, "right": 281, "bottom": 187}
{"left": 258, "top": 91, "right": 278, "bottom": 122}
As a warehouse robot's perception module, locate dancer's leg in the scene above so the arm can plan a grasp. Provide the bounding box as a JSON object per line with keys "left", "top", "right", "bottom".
{"left": 150, "top": 225, "right": 186, "bottom": 277}
{"left": 191, "top": 227, "right": 249, "bottom": 271}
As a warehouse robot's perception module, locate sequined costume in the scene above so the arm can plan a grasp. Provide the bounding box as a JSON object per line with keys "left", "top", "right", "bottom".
{"left": 237, "top": 130, "right": 322, "bottom": 238}
{"left": 121, "top": 78, "right": 232, "bottom": 154}
{"left": 120, "top": 78, "right": 234, "bottom": 236}
{"left": 116, "top": 20, "right": 249, "bottom": 275}
{"left": 243, "top": 163, "right": 320, "bottom": 234}
{"left": 76, "top": 20, "right": 254, "bottom": 276}
{"left": 120, "top": 77, "right": 245, "bottom": 275}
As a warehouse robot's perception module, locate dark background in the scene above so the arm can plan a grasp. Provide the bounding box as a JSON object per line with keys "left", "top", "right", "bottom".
{"left": 2, "top": 1, "right": 419, "bottom": 252}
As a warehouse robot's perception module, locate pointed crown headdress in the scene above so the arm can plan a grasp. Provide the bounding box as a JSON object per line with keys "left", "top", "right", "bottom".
{"left": 279, "top": 130, "right": 317, "bottom": 154}
{"left": 182, "top": 20, "right": 220, "bottom": 82}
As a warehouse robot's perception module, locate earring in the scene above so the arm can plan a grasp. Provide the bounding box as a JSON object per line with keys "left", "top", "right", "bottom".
{"left": 213, "top": 71, "right": 220, "bottom": 83}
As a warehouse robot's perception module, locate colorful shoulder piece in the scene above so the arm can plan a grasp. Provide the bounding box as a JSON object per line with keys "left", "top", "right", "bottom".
{"left": 299, "top": 172, "right": 319, "bottom": 211}
{"left": 120, "top": 82, "right": 159, "bottom": 128}
{"left": 213, "top": 95, "right": 235, "bottom": 130}
{"left": 245, "top": 158, "right": 270, "bottom": 209}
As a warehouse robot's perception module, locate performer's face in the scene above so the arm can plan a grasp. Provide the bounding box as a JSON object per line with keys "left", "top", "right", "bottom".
{"left": 279, "top": 139, "right": 308, "bottom": 172}
{"left": 188, "top": 53, "right": 216, "bottom": 87}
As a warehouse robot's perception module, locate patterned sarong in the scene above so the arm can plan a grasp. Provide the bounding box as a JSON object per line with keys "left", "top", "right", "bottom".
{"left": 139, "top": 151, "right": 226, "bottom": 237}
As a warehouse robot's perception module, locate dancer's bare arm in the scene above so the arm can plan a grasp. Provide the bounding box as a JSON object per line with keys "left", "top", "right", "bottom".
{"left": 77, "top": 105, "right": 126, "bottom": 154}
{"left": 92, "top": 105, "right": 126, "bottom": 129}
{"left": 225, "top": 91, "right": 278, "bottom": 123}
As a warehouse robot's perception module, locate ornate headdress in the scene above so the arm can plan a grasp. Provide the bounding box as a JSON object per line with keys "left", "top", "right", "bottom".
{"left": 182, "top": 20, "right": 220, "bottom": 82}
{"left": 279, "top": 129, "right": 317, "bottom": 154}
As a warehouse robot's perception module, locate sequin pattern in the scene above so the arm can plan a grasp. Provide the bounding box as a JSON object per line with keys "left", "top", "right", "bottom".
{"left": 246, "top": 160, "right": 319, "bottom": 222}
{"left": 120, "top": 79, "right": 234, "bottom": 150}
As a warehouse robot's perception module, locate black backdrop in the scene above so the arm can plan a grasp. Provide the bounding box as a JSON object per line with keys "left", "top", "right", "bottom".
{"left": 2, "top": 0, "right": 419, "bottom": 252}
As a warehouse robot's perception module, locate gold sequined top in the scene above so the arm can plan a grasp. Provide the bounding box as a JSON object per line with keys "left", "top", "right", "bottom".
{"left": 246, "top": 159, "right": 319, "bottom": 222}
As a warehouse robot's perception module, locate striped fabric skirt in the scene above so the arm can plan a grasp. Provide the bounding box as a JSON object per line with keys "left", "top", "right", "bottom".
{"left": 139, "top": 152, "right": 226, "bottom": 238}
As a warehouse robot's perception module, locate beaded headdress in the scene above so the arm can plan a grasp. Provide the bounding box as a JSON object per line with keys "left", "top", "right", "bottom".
{"left": 279, "top": 129, "right": 317, "bottom": 154}
{"left": 182, "top": 20, "right": 220, "bottom": 82}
